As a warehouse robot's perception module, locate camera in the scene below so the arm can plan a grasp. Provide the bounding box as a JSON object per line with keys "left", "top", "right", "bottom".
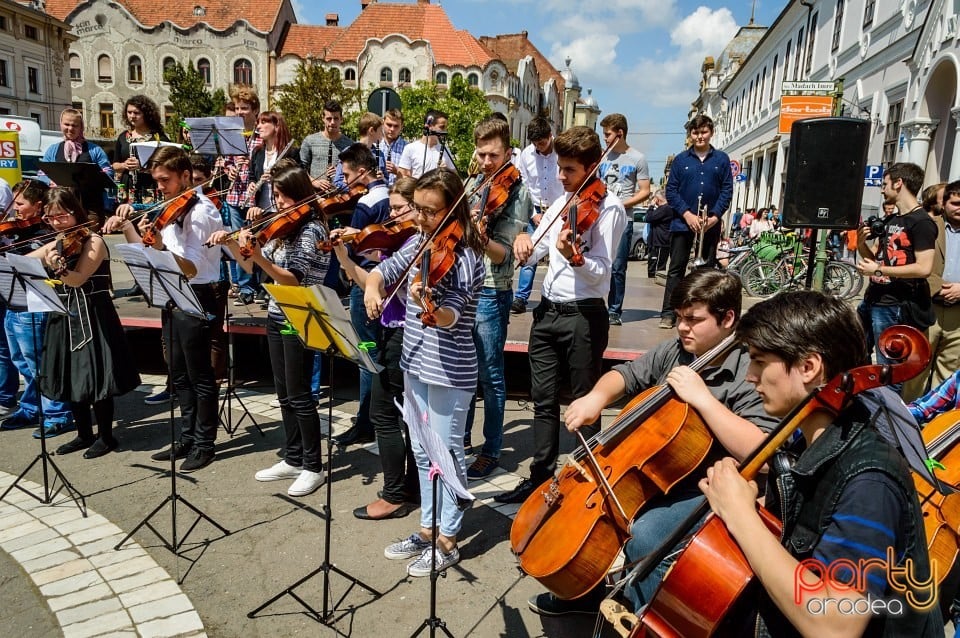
{"left": 864, "top": 215, "right": 886, "bottom": 239}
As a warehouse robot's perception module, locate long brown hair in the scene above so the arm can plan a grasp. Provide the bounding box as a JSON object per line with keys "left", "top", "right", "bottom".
{"left": 258, "top": 111, "right": 291, "bottom": 154}
{"left": 415, "top": 168, "right": 484, "bottom": 254}
{"left": 44, "top": 187, "right": 98, "bottom": 228}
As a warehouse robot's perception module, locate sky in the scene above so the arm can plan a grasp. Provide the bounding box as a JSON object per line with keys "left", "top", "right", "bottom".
{"left": 297, "top": 0, "right": 787, "bottom": 177}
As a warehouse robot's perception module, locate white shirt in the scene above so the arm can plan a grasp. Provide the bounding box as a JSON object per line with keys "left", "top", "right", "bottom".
{"left": 518, "top": 143, "right": 563, "bottom": 211}
{"left": 397, "top": 139, "right": 456, "bottom": 177}
{"left": 526, "top": 188, "right": 626, "bottom": 302}
{"left": 158, "top": 191, "right": 224, "bottom": 285}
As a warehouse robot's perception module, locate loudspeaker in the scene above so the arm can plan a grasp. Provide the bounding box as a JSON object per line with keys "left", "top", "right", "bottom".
{"left": 782, "top": 117, "right": 869, "bottom": 230}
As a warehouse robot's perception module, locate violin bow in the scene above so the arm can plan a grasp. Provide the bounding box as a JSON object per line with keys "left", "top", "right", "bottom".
{"left": 240, "top": 139, "right": 295, "bottom": 208}
{"left": 0, "top": 219, "right": 100, "bottom": 254}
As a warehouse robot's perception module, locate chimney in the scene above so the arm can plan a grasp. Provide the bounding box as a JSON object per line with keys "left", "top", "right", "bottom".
{"left": 417, "top": 0, "right": 430, "bottom": 4}
{"left": 360, "top": 0, "right": 372, "bottom": 9}
{"left": 325, "top": 13, "right": 338, "bottom": 26}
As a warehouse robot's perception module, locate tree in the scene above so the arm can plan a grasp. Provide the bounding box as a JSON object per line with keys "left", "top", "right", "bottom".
{"left": 163, "top": 62, "right": 227, "bottom": 141}
{"left": 273, "top": 62, "right": 363, "bottom": 143}
{"left": 397, "top": 75, "right": 491, "bottom": 175}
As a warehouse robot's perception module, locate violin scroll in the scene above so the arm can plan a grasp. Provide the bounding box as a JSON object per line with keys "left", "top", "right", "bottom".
{"left": 876, "top": 324, "right": 931, "bottom": 386}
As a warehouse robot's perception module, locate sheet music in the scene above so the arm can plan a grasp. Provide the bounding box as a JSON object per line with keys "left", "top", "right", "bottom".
{"left": 130, "top": 141, "right": 183, "bottom": 167}
{"left": 184, "top": 117, "right": 247, "bottom": 156}
{"left": 307, "top": 285, "right": 380, "bottom": 373}
{"left": 4, "top": 254, "right": 68, "bottom": 313}
{"left": 114, "top": 243, "right": 205, "bottom": 317}
{"left": 401, "top": 396, "right": 474, "bottom": 503}
{"left": 0, "top": 256, "right": 28, "bottom": 310}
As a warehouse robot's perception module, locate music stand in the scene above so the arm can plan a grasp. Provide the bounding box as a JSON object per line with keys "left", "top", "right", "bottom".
{"left": 111, "top": 243, "right": 230, "bottom": 563}
{"left": 248, "top": 283, "right": 382, "bottom": 629}
{"left": 401, "top": 394, "right": 474, "bottom": 638}
{"left": 38, "top": 161, "right": 115, "bottom": 216}
{"left": 184, "top": 117, "right": 248, "bottom": 156}
{"left": 130, "top": 141, "right": 184, "bottom": 167}
{"left": 218, "top": 279, "right": 262, "bottom": 437}
{"left": 0, "top": 254, "right": 85, "bottom": 515}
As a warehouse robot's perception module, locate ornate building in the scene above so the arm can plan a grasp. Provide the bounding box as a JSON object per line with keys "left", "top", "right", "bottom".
{"left": 0, "top": 0, "right": 76, "bottom": 127}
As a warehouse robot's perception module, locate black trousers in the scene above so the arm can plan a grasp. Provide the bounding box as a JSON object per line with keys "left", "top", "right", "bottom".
{"left": 163, "top": 284, "right": 219, "bottom": 452}
{"left": 528, "top": 299, "right": 608, "bottom": 484}
{"left": 73, "top": 398, "right": 114, "bottom": 443}
{"left": 660, "top": 228, "right": 719, "bottom": 318}
{"left": 266, "top": 320, "right": 323, "bottom": 473}
{"left": 647, "top": 244, "right": 669, "bottom": 278}
{"left": 370, "top": 326, "right": 419, "bottom": 504}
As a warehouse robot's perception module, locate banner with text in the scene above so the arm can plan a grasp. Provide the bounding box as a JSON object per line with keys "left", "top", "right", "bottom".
{"left": 0, "top": 131, "right": 22, "bottom": 185}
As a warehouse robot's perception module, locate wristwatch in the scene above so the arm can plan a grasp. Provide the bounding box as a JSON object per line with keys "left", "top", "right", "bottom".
{"left": 874, "top": 267, "right": 883, "bottom": 277}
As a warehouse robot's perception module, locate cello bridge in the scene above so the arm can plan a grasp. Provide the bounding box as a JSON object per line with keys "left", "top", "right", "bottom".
{"left": 542, "top": 481, "right": 561, "bottom": 506}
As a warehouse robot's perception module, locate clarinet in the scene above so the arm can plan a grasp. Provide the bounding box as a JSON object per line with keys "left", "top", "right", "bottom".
{"left": 326, "top": 141, "right": 334, "bottom": 179}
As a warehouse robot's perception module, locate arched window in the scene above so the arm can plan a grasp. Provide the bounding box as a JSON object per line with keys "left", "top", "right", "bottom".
{"left": 452, "top": 72, "right": 463, "bottom": 83}
{"left": 398, "top": 68, "right": 411, "bottom": 84}
{"left": 233, "top": 58, "right": 253, "bottom": 85}
{"left": 197, "top": 58, "right": 211, "bottom": 85}
{"left": 344, "top": 68, "right": 356, "bottom": 81}
{"left": 69, "top": 54, "right": 82, "bottom": 81}
{"left": 467, "top": 73, "right": 479, "bottom": 87}
{"left": 97, "top": 54, "right": 112, "bottom": 83}
{"left": 128, "top": 55, "right": 143, "bottom": 84}
{"left": 435, "top": 71, "right": 447, "bottom": 85}
{"left": 331, "top": 68, "right": 340, "bottom": 79}
{"left": 162, "top": 56, "right": 176, "bottom": 83}
{"left": 379, "top": 67, "right": 393, "bottom": 83}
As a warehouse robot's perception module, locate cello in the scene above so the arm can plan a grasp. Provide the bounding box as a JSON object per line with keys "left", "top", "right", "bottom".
{"left": 913, "top": 409, "right": 960, "bottom": 586}
{"left": 603, "top": 325, "right": 931, "bottom": 638}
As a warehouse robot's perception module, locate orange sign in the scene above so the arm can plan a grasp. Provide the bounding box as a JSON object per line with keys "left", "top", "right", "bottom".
{"left": 779, "top": 95, "right": 835, "bottom": 134}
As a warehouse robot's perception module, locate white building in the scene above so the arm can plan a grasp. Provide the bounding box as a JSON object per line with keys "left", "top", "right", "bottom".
{"left": 696, "top": 0, "right": 958, "bottom": 219}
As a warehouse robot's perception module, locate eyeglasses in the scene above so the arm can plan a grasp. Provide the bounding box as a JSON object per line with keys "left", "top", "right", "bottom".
{"left": 389, "top": 204, "right": 411, "bottom": 213}
{"left": 41, "top": 212, "right": 73, "bottom": 223}
{"left": 411, "top": 203, "right": 447, "bottom": 218}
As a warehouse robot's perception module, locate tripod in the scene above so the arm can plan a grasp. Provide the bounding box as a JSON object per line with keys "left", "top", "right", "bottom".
{"left": 217, "top": 290, "right": 261, "bottom": 437}
{"left": 112, "top": 246, "right": 229, "bottom": 567}
{"left": 0, "top": 257, "right": 85, "bottom": 514}
{"left": 248, "top": 284, "right": 382, "bottom": 628}
{"left": 411, "top": 468, "right": 454, "bottom": 638}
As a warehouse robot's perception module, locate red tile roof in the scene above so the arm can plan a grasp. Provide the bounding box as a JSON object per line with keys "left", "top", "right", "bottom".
{"left": 479, "top": 32, "right": 564, "bottom": 94}
{"left": 44, "top": 0, "right": 285, "bottom": 33}
{"left": 280, "top": 23, "right": 343, "bottom": 58}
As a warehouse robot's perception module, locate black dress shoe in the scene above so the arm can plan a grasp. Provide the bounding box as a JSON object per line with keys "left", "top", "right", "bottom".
{"left": 83, "top": 438, "right": 117, "bottom": 459}
{"left": 150, "top": 441, "right": 192, "bottom": 461}
{"left": 334, "top": 426, "right": 375, "bottom": 446}
{"left": 353, "top": 501, "right": 417, "bottom": 520}
{"left": 56, "top": 436, "right": 95, "bottom": 455}
{"left": 494, "top": 478, "right": 537, "bottom": 504}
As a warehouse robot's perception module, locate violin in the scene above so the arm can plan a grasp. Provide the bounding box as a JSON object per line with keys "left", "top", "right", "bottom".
{"left": 608, "top": 325, "right": 931, "bottom": 638}
{"left": 472, "top": 163, "right": 521, "bottom": 242}
{"left": 913, "top": 409, "right": 960, "bottom": 587}
{"left": 413, "top": 220, "right": 464, "bottom": 327}
{"left": 141, "top": 190, "right": 199, "bottom": 247}
{"left": 317, "top": 219, "right": 419, "bottom": 257}
{"left": 52, "top": 226, "right": 95, "bottom": 275}
{"left": 562, "top": 177, "right": 606, "bottom": 267}
{"left": 203, "top": 185, "right": 222, "bottom": 210}
{"left": 317, "top": 183, "right": 367, "bottom": 218}
{"left": 0, "top": 215, "right": 45, "bottom": 237}
{"left": 239, "top": 202, "right": 316, "bottom": 258}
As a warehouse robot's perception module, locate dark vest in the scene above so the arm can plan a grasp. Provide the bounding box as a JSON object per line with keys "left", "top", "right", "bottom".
{"left": 755, "top": 405, "right": 942, "bottom": 637}
{"left": 54, "top": 141, "right": 94, "bottom": 164}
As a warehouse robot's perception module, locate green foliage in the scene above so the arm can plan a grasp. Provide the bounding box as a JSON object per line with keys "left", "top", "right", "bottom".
{"left": 397, "top": 75, "right": 491, "bottom": 175}
{"left": 273, "top": 63, "right": 363, "bottom": 144}
{"left": 163, "top": 62, "right": 227, "bottom": 140}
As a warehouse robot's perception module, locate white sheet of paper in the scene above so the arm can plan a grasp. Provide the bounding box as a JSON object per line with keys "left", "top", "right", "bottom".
{"left": 307, "top": 284, "right": 380, "bottom": 374}
{"left": 184, "top": 116, "right": 247, "bottom": 156}
{"left": 130, "top": 141, "right": 183, "bottom": 167}
{"left": 400, "top": 396, "right": 474, "bottom": 504}
{"left": 4, "top": 254, "right": 67, "bottom": 313}
{"left": 114, "top": 243, "right": 205, "bottom": 317}
{"left": 0, "top": 256, "right": 27, "bottom": 310}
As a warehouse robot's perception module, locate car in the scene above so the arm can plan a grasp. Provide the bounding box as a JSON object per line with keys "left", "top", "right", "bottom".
{"left": 630, "top": 208, "right": 648, "bottom": 260}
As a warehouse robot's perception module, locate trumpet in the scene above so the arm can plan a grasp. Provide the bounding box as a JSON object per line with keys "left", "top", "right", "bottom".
{"left": 692, "top": 195, "right": 709, "bottom": 267}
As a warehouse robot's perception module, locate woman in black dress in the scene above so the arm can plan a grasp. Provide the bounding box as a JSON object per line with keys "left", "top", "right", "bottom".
{"left": 113, "top": 95, "right": 169, "bottom": 204}
{"left": 31, "top": 188, "right": 141, "bottom": 458}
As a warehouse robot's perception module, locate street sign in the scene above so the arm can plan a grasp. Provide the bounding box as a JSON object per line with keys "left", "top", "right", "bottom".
{"left": 864, "top": 164, "right": 883, "bottom": 187}
{"left": 735, "top": 174, "right": 747, "bottom": 182}
{"left": 730, "top": 159, "right": 741, "bottom": 178}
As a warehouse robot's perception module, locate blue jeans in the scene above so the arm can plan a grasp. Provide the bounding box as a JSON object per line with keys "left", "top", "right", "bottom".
{"left": 464, "top": 288, "right": 513, "bottom": 458}
{"left": 857, "top": 301, "right": 904, "bottom": 393}
{"left": 4, "top": 310, "right": 72, "bottom": 424}
{"left": 311, "top": 352, "right": 323, "bottom": 396}
{"left": 405, "top": 372, "right": 472, "bottom": 538}
{"left": 607, "top": 221, "right": 634, "bottom": 316}
{"left": 350, "top": 284, "right": 379, "bottom": 432}
{"left": 515, "top": 220, "right": 539, "bottom": 303}
{"left": 227, "top": 204, "right": 256, "bottom": 295}
{"left": 0, "top": 306, "right": 19, "bottom": 406}
{"left": 622, "top": 491, "right": 705, "bottom": 610}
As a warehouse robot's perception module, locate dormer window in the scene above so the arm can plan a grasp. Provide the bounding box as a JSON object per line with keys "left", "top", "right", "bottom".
{"left": 193, "top": 5, "right": 206, "bottom": 16}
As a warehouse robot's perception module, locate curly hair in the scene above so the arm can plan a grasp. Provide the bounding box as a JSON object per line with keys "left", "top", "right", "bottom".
{"left": 122, "top": 95, "right": 163, "bottom": 132}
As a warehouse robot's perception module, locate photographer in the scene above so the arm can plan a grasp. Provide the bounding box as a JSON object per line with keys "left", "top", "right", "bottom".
{"left": 856, "top": 163, "right": 937, "bottom": 392}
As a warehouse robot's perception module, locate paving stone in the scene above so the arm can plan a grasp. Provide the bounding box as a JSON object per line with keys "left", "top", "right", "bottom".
{"left": 68, "top": 522, "right": 124, "bottom": 546}
{"left": 136, "top": 610, "right": 204, "bottom": 638}
{"left": 21, "top": 549, "right": 82, "bottom": 573}
{"left": 0, "top": 519, "right": 46, "bottom": 543}
{"left": 37, "top": 507, "right": 88, "bottom": 526}
{"left": 74, "top": 533, "right": 127, "bottom": 558}
{"left": 98, "top": 555, "right": 160, "bottom": 581}
{"left": 38, "top": 570, "right": 103, "bottom": 597}
{"left": 108, "top": 566, "right": 171, "bottom": 594}
{"left": 89, "top": 546, "right": 148, "bottom": 569}
{"left": 56, "top": 513, "right": 110, "bottom": 535}
{"left": 60, "top": 609, "right": 132, "bottom": 638}
{"left": 10, "top": 536, "right": 72, "bottom": 562}
{"left": 128, "top": 593, "right": 195, "bottom": 623}
{"left": 1, "top": 525, "right": 58, "bottom": 554}
{"left": 32, "top": 557, "right": 95, "bottom": 586}
{"left": 0, "top": 509, "right": 32, "bottom": 528}
{"left": 55, "top": 596, "right": 124, "bottom": 626}
{"left": 47, "top": 582, "right": 114, "bottom": 612}
{"left": 117, "top": 580, "right": 182, "bottom": 607}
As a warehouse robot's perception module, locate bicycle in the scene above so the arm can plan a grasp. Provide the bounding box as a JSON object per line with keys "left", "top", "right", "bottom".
{"left": 740, "top": 244, "right": 864, "bottom": 299}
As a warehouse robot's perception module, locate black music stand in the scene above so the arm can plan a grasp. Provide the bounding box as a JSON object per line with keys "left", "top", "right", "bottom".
{"left": 218, "top": 288, "right": 262, "bottom": 437}
{"left": 38, "top": 161, "right": 115, "bottom": 216}
{"left": 112, "top": 243, "right": 229, "bottom": 568}
{"left": 401, "top": 395, "right": 474, "bottom": 638}
{"left": 0, "top": 254, "right": 85, "bottom": 515}
{"left": 248, "top": 284, "right": 382, "bottom": 630}
{"left": 184, "top": 117, "right": 247, "bottom": 157}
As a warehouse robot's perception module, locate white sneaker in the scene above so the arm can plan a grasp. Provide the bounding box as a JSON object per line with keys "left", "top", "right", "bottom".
{"left": 288, "top": 469, "right": 325, "bottom": 496}
{"left": 255, "top": 460, "right": 302, "bottom": 482}
{"left": 407, "top": 546, "right": 460, "bottom": 577}
{"left": 384, "top": 533, "right": 432, "bottom": 560}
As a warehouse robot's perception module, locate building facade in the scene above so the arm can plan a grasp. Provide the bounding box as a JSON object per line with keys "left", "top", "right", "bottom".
{"left": 0, "top": 0, "right": 76, "bottom": 127}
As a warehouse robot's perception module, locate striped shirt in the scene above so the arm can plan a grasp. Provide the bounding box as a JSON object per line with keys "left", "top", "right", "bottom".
{"left": 375, "top": 234, "right": 484, "bottom": 390}
{"left": 261, "top": 219, "right": 330, "bottom": 323}
{"left": 908, "top": 370, "right": 960, "bottom": 424}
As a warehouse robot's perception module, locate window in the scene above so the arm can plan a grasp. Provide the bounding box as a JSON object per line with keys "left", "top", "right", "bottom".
{"left": 784, "top": 40, "right": 793, "bottom": 84}
{"left": 435, "top": 71, "right": 447, "bottom": 85}
{"left": 128, "top": 56, "right": 143, "bottom": 84}
{"left": 193, "top": 5, "right": 205, "bottom": 16}
{"left": 164, "top": 105, "right": 175, "bottom": 124}
{"left": 233, "top": 58, "right": 252, "bottom": 85}
{"left": 832, "top": 0, "right": 845, "bottom": 52}
{"left": 99, "top": 103, "right": 115, "bottom": 137}
{"left": 379, "top": 67, "right": 392, "bottom": 83}
{"left": 759, "top": 68, "right": 767, "bottom": 107}
{"left": 162, "top": 56, "right": 176, "bottom": 83}
{"left": 29, "top": 113, "right": 41, "bottom": 125}
{"left": 97, "top": 54, "right": 112, "bottom": 83}
{"left": 467, "top": 73, "right": 479, "bottom": 87}
{"left": 882, "top": 99, "right": 903, "bottom": 168}
{"left": 344, "top": 68, "right": 356, "bottom": 81}
{"left": 863, "top": 0, "right": 876, "bottom": 27}
{"left": 0, "top": 16, "right": 6, "bottom": 31}
{"left": 27, "top": 66, "right": 39, "bottom": 94}
{"left": 398, "top": 68, "right": 411, "bottom": 84}
{"left": 71, "top": 101, "right": 82, "bottom": 111}
{"left": 804, "top": 14, "right": 817, "bottom": 75}
{"left": 795, "top": 29, "right": 803, "bottom": 79}
{"left": 0, "top": 108, "right": 9, "bottom": 115}
{"left": 197, "top": 58, "right": 211, "bottom": 84}
{"left": 769, "top": 55, "right": 778, "bottom": 101}
{"left": 69, "top": 54, "right": 81, "bottom": 81}
{"left": 0, "top": 59, "right": 7, "bottom": 88}
{"left": 24, "top": 25, "right": 38, "bottom": 40}
{"left": 452, "top": 72, "right": 463, "bottom": 83}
